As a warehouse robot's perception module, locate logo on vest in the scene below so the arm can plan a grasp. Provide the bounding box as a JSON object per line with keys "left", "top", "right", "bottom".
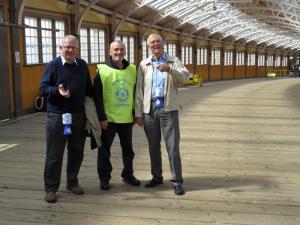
{"left": 113, "top": 79, "right": 130, "bottom": 103}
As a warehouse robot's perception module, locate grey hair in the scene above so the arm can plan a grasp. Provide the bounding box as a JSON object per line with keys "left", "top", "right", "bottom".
{"left": 146, "top": 33, "right": 163, "bottom": 45}
{"left": 110, "top": 40, "right": 126, "bottom": 50}
{"left": 60, "top": 35, "right": 79, "bottom": 46}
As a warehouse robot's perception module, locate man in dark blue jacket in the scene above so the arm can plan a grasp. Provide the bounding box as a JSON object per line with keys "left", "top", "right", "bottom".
{"left": 40, "top": 35, "right": 92, "bottom": 203}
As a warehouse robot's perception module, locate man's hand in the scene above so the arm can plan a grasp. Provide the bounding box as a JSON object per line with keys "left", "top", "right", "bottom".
{"left": 58, "top": 84, "right": 70, "bottom": 98}
{"left": 135, "top": 117, "right": 144, "bottom": 127}
{"left": 100, "top": 120, "right": 108, "bottom": 130}
{"left": 156, "top": 64, "right": 170, "bottom": 72}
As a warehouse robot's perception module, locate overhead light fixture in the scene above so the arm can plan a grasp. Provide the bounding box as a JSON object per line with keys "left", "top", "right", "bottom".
{"left": 213, "top": 2, "right": 217, "bottom": 11}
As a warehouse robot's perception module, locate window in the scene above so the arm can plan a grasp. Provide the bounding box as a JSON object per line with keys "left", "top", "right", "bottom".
{"left": 275, "top": 56, "right": 281, "bottom": 67}
{"left": 236, "top": 52, "right": 245, "bottom": 66}
{"left": 41, "top": 19, "right": 53, "bottom": 63}
{"left": 80, "top": 28, "right": 89, "bottom": 63}
{"left": 247, "top": 53, "right": 255, "bottom": 66}
{"left": 55, "top": 21, "right": 65, "bottom": 57}
{"left": 267, "top": 55, "right": 274, "bottom": 67}
{"left": 282, "top": 57, "right": 287, "bottom": 67}
{"left": 165, "top": 43, "right": 176, "bottom": 57}
{"left": 197, "top": 48, "right": 207, "bottom": 65}
{"left": 24, "top": 17, "right": 39, "bottom": 64}
{"left": 142, "top": 39, "right": 149, "bottom": 59}
{"left": 90, "top": 29, "right": 105, "bottom": 63}
{"left": 258, "top": 54, "right": 265, "bottom": 66}
{"left": 241, "top": 53, "right": 245, "bottom": 66}
{"left": 211, "top": 49, "right": 220, "bottom": 65}
{"left": 24, "top": 16, "right": 65, "bottom": 65}
{"left": 224, "top": 51, "right": 233, "bottom": 66}
{"left": 181, "top": 46, "right": 193, "bottom": 65}
{"left": 79, "top": 28, "right": 105, "bottom": 64}
{"left": 116, "top": 35, "right": 135, "bottom": 63}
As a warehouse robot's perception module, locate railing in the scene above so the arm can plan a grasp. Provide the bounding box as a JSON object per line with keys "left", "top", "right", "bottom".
{"left": 267, "top": 69, "right": 290, "bottom": 78}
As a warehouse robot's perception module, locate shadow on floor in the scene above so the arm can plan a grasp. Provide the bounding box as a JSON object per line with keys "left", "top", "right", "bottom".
{"left": 183, "top": 175, "right": 277, "bottom": 192}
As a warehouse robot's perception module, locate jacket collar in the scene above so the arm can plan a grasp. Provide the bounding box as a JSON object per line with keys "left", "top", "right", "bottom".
{"left": 145, "top": 52, "right": 176, "bottom": 65}
{"left": 108, "top": 57, "right": 129, "bottom": 69}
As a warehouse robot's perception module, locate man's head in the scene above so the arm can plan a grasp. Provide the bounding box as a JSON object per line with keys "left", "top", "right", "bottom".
{"left": 59, "top": 35, "right": 79, "bottom": 63}
{"left": 147, "top": 33, "right": 164, "bottom": 58}
{"left": 110, "top": 40, "right": 126, "bottom": 64}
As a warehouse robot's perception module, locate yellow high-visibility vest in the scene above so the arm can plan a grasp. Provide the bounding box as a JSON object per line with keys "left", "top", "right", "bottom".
{"left": 97, "top": 64, "right": 136, "bottom": 123}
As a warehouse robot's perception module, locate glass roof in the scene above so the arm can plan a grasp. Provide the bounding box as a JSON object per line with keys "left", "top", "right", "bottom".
{"left": 138, "top": 0, "right": 300, "bottom": 50}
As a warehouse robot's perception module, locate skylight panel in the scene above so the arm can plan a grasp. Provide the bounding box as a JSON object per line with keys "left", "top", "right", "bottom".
{"left": 147, "top": 0, "right": 178, "bottom": 11}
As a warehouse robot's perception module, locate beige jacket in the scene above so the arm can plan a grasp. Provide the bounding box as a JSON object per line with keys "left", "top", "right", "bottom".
{"left": 85, "top": 96, "right": 102, "bottom": 149}
{"left": 135, "top": 53, "right": 189, "bottom": 117}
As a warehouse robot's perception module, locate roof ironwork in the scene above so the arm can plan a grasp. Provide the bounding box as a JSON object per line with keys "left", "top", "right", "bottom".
{"left": 138, "top": 0, "right": 300, "bottom": 50}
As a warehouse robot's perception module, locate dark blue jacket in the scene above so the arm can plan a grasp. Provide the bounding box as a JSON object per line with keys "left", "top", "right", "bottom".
{"left": 40, "top": 56, "right": 93, "bottom": 114}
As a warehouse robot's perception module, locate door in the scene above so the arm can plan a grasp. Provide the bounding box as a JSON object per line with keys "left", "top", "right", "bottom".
{"left": 0, "top": 4, "right": 10, "bottom": 120}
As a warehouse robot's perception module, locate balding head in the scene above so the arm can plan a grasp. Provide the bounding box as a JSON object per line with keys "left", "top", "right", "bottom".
{"left": 109, "top": 40, "right": 126, "bottom": 65}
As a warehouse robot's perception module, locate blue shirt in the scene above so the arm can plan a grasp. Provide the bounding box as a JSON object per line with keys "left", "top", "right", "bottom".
{"left": 151, "top": 53, "right": 167, "bottom": 98}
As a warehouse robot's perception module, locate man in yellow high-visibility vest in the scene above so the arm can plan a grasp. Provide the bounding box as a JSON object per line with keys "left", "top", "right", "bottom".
{"left": 93, "top": 40, "right": 140, "bottom": 190}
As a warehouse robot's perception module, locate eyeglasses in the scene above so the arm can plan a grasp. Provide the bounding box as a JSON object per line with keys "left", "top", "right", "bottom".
{"left": 61, "top": 46, "right": 77, "bottom": 50}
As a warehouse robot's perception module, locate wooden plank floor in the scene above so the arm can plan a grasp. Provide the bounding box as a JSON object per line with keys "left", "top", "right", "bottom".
{"left": 1, "top": 77, "right": 300, "bottom": 225}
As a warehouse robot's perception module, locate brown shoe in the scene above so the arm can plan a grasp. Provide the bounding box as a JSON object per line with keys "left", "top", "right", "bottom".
{"left": 67, "top": 185, "right": 84, "bottom": 195}
{"left": 45, "top": 192, "right": 57, "bottom": 203}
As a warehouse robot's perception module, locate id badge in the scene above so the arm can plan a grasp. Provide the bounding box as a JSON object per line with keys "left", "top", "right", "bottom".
{"left": 154, "top": 87, "right": 164, "bottom": 108}
{"left": 155, "top": 97, "right": 164, "bottom": 108}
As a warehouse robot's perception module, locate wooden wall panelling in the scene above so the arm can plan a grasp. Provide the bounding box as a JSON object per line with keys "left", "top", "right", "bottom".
{"left": 20, "top": 65, "right": 44, "bottom": 109}
{"left": 235, "top": 66, "right": 246, "bottom": 79}
{"left": 210, "top": 65, "right": 222, "bottom": 81}
{"left": 223, "top": 66, "right": 234, "bottom": 80}
{"left": 246, "top": 66, "right": 256, "bottom": 78}
{"left": 257, "top": 66, "right": 266, "bottom": 77}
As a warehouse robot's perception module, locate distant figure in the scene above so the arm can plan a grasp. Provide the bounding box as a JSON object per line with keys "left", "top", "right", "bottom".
{"left": 40, "top": 35, "right": 93, "bottom": 203}
{"left": 135, "top": 33, "right": 189, "bottom": 195}
{"left": 293, "top": 64, "right": 300, "bottom": 77}
{"left": 93, "top": 40, "right": 141, "bottom": 191}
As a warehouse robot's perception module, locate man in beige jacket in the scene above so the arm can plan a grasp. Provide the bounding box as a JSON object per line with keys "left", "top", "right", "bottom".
{"left": 135, "top": 33, "right": 188, "bottom": 195}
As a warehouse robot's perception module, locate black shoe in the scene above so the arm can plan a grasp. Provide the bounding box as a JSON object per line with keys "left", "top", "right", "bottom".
{"left": 100, "top": 181, "right": 110, "bottom": 190}
{"left": 174, "top": 184, "right": 185, "bottom": 195}
{"left": 145, "top": 177, "right": 163, "bottom": 188}
{"left": 123, "top": 175, "right": 141, "bottom": 186}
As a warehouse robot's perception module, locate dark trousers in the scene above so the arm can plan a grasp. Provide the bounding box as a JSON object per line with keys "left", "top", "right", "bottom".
{"left": 97, "top": 123, "right": 134, "bottom": 182}
{"left": 44, "top": 112, "right": 86, "bottom": 192}
{"left": 143, "top": 105, "right": 183, "bottom": 185}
